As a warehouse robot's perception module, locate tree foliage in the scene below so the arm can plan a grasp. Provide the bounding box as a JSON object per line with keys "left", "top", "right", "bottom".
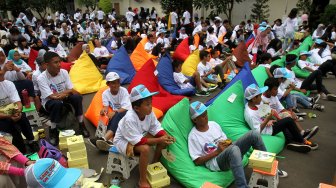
{"left": 250, "top": 0, "right": 270, "bottom": 23}
{"left": 160, "top": 0, "right": 192, "bottom": 14}
{"left": 319, "top": 4, "right": 336, "bottom": 26}
{"left": 193, "top": 0, "right": 245, "bottom": 23}
{"left": 76, "top": 0, "right": 97, "bottom": 11}
{"left": 98, "top": 0, "right": 112, "bottom": 13}
{"left": 24, "top": 0, "right": 49, "bottom": 19}
{"left": 296, "top": 0, "right": 312, "bottom": 14}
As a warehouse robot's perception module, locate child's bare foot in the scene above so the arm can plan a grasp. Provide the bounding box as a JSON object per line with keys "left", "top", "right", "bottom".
{"left": 138, "top": 180, "right": 151, "bottom": 188}
{"left": 25, "top": 160, "right": 36, "bottom": 166}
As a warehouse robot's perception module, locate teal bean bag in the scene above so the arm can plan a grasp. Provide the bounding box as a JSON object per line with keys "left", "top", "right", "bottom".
{"left": 161, "top": 81, "right": 285, "bottom": 188}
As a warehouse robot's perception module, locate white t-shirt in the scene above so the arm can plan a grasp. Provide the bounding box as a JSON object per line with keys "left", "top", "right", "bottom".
{"left": 170, "top": 12, "right": 178, "bottom": 25}
{"left": 179, "top": 33, "right": 188, "bottom": 40}
{"left": 40, "top": 30, "right": 52, "bottom": 41}
{"left": 208, "top": 58, "right": 223, "bottom": 68}
{"left": 273, "top": 24, "right": 284, "bottom": 39}
{"left": 173, "top": 72, "right": 194, "bottom": 89}
{"left": 244, "top": 103, "right": 273, "bottom": 135}
{"left": 97, "top": 10, "right": 105, "bottom": 20}
{"left": 0, "top": 80, "right": 20, "bottom": 107}
{"left": 17, "top": 47, "right": 31, "bottom": 57}
{"left": 182, "top": 11, "right": 191, "bottom": 25}
{"left": 125, "top": 11, "right": 135, "bottom": 23}
{"left": 283, "top": 18, "right": 298, "bottom": 37}
{"left": 113, "top": 109, "right": 163, "bottom": 156}
{"left": 310, "top": 48, "right": 332, "bottom": 65}
{"left": 14, "top": 61, "right": 32, "bottom": 72}
{"left": 48, "top": 44, "right": 67, "bottom": 58}
{"left": 206, "top": 33, "right": 218, "bottom": 48}
{"left": 214, "top": 25, "right": 227, "bottom": 38}
{"left": 261, "top": 95, "right": 284, "bottom": 113}
{"left": 32, "top": 69, "right": 43, "bottom": 92}
{"left": 4, "top": 70, "right": 25, "bottom": 82}
{"left": 197, "top": 62, "right": 212, "bottom": 77}
{"left": 192, "top": 25, "right": 203, "bottom": 36}
{"left": 93, "top": 46, "right": 110, "bottom": 58}
{"left": 285, "top": 68, "right": 302, "bottom": 88}
{"left": 144, "top": 42, "right": 155, "bottom": 52}
{"left": 188, "top": 121, "right": 227, "bottom": 171}
{"left": 258, "top": 64, "right": 271, "bottom": 69}
{"left": 102, "top": 87, "right": 131, "bottom": 111}
{"left": 37, "top": 69, "right": 73, "bottom": 107}
{"left": 298, "top": 60, "right": 318, "bottom": 71}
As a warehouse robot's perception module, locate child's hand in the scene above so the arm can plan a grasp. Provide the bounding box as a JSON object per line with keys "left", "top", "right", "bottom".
{"left": 300, "top": 89, "right": 307, "bottom": 94}
{"left": 160, "top": 135, "right": 174, "bottom": 145}
{"left": 216, "top": 142, "right": 229, "bottom": 153}
{"left": 107, "top": 111, "right": 116, "bottom": 120}
{"left": 266, "top": 120, "right": 276, "bottom": 127}
{"left": 100, "top": 109, "right": 107, "bottom": 116}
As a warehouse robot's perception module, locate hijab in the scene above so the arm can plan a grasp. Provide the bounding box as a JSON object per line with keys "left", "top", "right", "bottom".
{"left": 7, "top": 49, "right": 23, "bottom": 65}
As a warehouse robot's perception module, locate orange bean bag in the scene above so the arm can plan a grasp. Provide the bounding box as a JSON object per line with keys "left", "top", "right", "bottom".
{"left": 194, "top": 33, "right": 200, "bottom": 48}
{"left": 130, "top": 37, "right": 153, "bottom": 71}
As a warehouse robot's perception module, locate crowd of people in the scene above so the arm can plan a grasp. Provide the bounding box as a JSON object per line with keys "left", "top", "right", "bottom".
{"left": 1, "top": 5, "right": 336, "bottom": 188}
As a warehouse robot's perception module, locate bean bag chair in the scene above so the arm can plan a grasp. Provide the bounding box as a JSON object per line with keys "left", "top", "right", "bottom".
{"left": 218, "top": 33, "right": 226, "bottom": 44}
{"left": 128, "top": 59, "right": 185, "bottom": 117}
{"left": 161, "top": 81, "right": 285, "bottom": 188}
{"left": 172, "top": 38, "right": 190, "bottom": 62}
{"left": 88, "top": 41, "right": 95, "bottom": 53}
{"left": 130, "top": 37, "right": 153, "bottom": 71}
{"left": 60, "top": 62, "right": 73, "bottom": 72}
{"left": 232, "top": 42, "right": 251, "bottom": 67}
{"left": 28, "top": 49, "right": 38, "bottom": 70}
{"left": 157, "top": 54, "right": 195, "bottom": 96}
{"left": 106, "top": 46, "right": 136, "bottom": 85}
{"left": 206, "top": 62, "right": 257, "bottom": 106}
{"left": 69, "top": 52, "right": 106, "bottom": 94}
{"left": 106, "top": 39, "right": 117, "bottom": 54}
{"left": 181, "top": 50, "right": 200, "bottom": 77}
{"left": 193, "top": 33, "right": 200, "bottom": 48}
{"left": 67, "top": 42, "right": 84, "bottom": 62}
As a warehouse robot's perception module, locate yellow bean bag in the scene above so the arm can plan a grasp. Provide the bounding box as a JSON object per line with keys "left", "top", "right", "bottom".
{"left": 69, "top": 52, "right": 106, "bottom": 94}
{"left": 130, "top": 37, "right": 154, "bottom": 71}
{"left": 88, "top": 41, "right": 94, "bottom": 53}
{"left": 182, "top": 50, "right": 200, "bottom": 76}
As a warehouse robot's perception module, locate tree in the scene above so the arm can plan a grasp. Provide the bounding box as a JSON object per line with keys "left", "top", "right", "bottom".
{"left": 76, "top": 0, "right": 97, "bottom": 11}
{"left": 193, "top": 0, "right": 245, "bottom": 23}
{"left": 250, "top": 0, "right": 270, "bottom": 23}
{"left": 24, "top": 0, "right": 49, "bottom": 19}
{"left": 98, "top": 0, "right": 112, "bottom": 13}
{"left": 309, "top": 0, "right": 330, "bottom": 29}
{"left": 319, "top": 4, "right": 336, "bottom": 26}
{"left": 5, "top": 0, "right": 26, "bottom": 18}
{"left": 296, "top": 0, "right": 312, "bottom": 13}
{"left": 160, "top": 0, "right": 192, "bottom": 14}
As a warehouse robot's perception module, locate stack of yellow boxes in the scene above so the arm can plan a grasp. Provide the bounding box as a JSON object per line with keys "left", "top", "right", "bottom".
{"left": 66, "top": 135, "right": 89, "bottom": 169}
{"left": 248, "top": 150, "right": 276, "bottom": 172}
{"left": 59, "top": 132, "right": 74, "bottom": 150}
{"left": 146, "top": 162, "right": 170, "bottom": 188}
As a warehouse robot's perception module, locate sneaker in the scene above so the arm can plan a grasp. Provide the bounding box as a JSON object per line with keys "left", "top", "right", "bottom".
{"left": 292, "top": 108, "right": 300, "bottom": 113}
{"left": 295, "top": 112, "right": 307, "bottom": 117}
{"left": 78, "top": 122, "right": 90, "bottom": 138}
{"left": 311, "top": 94, "right": 321, "bottom": 104}
{"left": 277, "top": 169, "right": 288, "bottom": 178}
{"left": 321, "top": 93, "right": 327, "bottom": 100}
{"left": 303, "top": 126, "right": 319, "bottom": 140}
{"left": 286, "top": 142, "right": 311, "bottom": 153}
{"left": 297, "top": 116, "right": 304, "bottom": 122}
{"left": 195, "top": 90, "right": 210, "bottom": 97}
{"left": 49, "top": 128, "right": 59, "bottom": 146}
{"left": 304, "top": 140, "right": 318, "bottom": 150}
{"left": 88, "top": 137, "right": 104, "bottom": 149}
{"left": 327, "top": 94, "right": 336, "bottom": 101}
{"left": 96, "top": 139, "right": 114, "bottom": 151}
{"left": 312, "top": 104, "right": 324, "bottom": 111}
{"left": 208, "top": 84, "right": 218, "bottom": 91}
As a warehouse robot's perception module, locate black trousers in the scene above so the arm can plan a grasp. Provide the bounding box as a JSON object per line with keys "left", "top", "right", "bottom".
{"left": 107, "top": 111, "right": 127, "bottom": 133}
{"left": 13, "top": 80, "right": 35, "bottom": 101}
{"left": 300, "top": 70, "right": 329, "bottom": 94}
{"left": 272, "top": 117, "right": 303, "bottom": 144}
{"left": 318, "top": 59, "right": 336, "bottom": 76}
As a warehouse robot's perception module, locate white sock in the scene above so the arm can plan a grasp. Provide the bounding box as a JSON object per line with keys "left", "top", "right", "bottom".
{"left": 301, "top": 130, "right": 305, "bottom": 135}
{"left": 50, "top": 122, "right": 57, "bottom": 129}
{"left": 77, "top": 115, "right": 84, "bottom": 123}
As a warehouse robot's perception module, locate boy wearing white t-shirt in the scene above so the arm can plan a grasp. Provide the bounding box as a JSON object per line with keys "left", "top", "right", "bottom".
{"left": 113, "top": 84, "right": 175, "bottom": 188}
{"left": 298, "top": 51, "right": 319, "bottom": 72}
{"left": 37, "top": 52, "right": 90, "bottom": 146}
{"left": 188, "top": 101, "right": 267, "bottom": 188}
{"left": 89, "top": 72, "right": 132, "bottom": 151}
{"left": 144, "top": 34, "right": 156, "bottom": 53}
{"left": 244, "top": 83, "right": 313, "bottom": 153}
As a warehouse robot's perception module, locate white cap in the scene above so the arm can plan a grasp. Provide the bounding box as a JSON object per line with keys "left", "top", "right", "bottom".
{"left": 106, "top": 72, "right": 120, "bottom": 82}
{"left": 244, "top": 84, "right": 268, "bottom": 100}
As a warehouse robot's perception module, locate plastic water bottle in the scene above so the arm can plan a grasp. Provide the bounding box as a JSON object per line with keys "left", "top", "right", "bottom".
{"left": 22, "top": 89, "right": 31, "bottom": 108}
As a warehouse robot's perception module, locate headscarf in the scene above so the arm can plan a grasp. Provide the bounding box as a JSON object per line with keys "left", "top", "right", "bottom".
{"left": 82, "top": 44, "right": 89, "bottom": 51}
{"left": 7, "top": 49, "right": 23, "bottom": 65}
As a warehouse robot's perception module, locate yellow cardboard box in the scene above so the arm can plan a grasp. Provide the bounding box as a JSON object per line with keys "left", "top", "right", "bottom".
{"left": 82, "top": 181, "right": 104, "bottom": 188}
{"left": 248, "top": 150, "right": 275, "bottom": 172}
{"left": 68, "top": 149, "right": 87, "bottom": 159}
{"left": 67, "top": 152, "right": 88, "bottom": 167}
{"left": 147, "top": 162, "right": 168, "bottom": 182}
{"left": 71, "top": 163, "right": 89, "bottom": 169}
{"left": 59, "top": 133, "right": 74, "bottom": 143}
{"left": 59, "top": 142, "right": 68, "bottom": 150}
{"left": 67, "top": 135, "right": 85, "bottom": 152}
{"left": 22, "top": 132, "right": 39, "bottom": 141}
{"left": 147, "top": 175, "right": 170, "bottom": 188}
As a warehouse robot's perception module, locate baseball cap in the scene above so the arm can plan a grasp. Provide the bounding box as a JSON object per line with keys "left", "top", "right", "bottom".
{"left": 315, "top": 38, "right": 325, "bottom": 45}
{"left": 244, "top": 84, "right": 268, "bottom": 100}
{"left": 258, "top": 26, "right": 267, "bottom": 32}
{"left": 25, "top": 158, "right": 81, "bottom": 188}
{"left": 273, "top": 68, "right": 292, "bottom": 79}
{"left": 106, "top": 72, "right": 120, "bottom": 82}
{"left": 190, "top": 101, "right": 208, "bottom": 119}
{"left": 299, "top": 51, "right": 312, "bottom": 57}
{"left": 130, "top": 84, "right": 158, "bottom": 102}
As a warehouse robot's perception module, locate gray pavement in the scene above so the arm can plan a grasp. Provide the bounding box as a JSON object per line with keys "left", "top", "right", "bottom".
{"left": 82, "top": 78, "right": 336, "bottom": 188}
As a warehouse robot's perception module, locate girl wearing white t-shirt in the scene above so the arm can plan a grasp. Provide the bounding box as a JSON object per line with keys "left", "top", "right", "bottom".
{"left": 283, "top": 8, "right": 298, "bottom": 51}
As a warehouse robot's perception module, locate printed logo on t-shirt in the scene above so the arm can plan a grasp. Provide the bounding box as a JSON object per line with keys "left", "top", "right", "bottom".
{"left": 203, "top": 143, "right": 217, "bottom": 154}
{"left": 49, "top": 83, "right": 58, "bottom": 93}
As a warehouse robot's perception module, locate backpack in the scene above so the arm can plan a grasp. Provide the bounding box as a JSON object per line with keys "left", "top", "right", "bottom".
{"left": 38, "top": 139, "right": 68, "bottom": 167}
{"left": 58, "top": 103, "right": 79, "bottom": 131}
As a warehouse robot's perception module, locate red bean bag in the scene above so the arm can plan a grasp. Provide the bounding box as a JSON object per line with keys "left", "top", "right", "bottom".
{"left": 60, "top": 62, "right": 73, "bottom": 72}
{"left": 172, "top": 37, "right": 190, "bottom": 62}
{"left": 128, "top": 59, "right": 186, "bottom": 116}
{"left": 232, "top": 42, "right": 252, "bottom": 67}
{"left": 28, "top": 49, "right": 38, "bottom": 70}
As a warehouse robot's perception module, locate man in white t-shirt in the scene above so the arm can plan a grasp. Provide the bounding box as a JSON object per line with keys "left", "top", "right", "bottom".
{"left": 125, "top": 7, "right": 135, "bottom": 28}
{"left": 89, "top": 72, "right": 132, "bottom": 151}
{"left": 0, "top": 65, "right": 37, "bottom": 153}
{"left": 170, "top": 11, "right": 178, "bottom": 38}
{"left": 37, "top": 52, "right": 90, "bottom": 146}
{"left": 93, "top": 38, "right": 112, "bottom": 67}
{"left": 113, "top": 84, "right": 175, "bottom": 188}
{"left": 188, "top": 101, "right": 267, "bottom": 188}
{"left": 97, "top": 8, "right": 105, "bottom": 24}
{"left": 182, "top": 10, "right": 191, "bottom": 35}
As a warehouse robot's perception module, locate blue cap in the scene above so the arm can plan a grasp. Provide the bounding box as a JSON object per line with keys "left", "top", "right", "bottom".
{"left": 244, "top": 84, "right": 268, "bottom": 100}
{"left": 273, "top": 68, "right": 292, "bottom": 79}
{"left": 299, "top": 51, "right": 312, "bottom": 57}
{"left": 258, "top": 26, "right": 267, "bottom": 32}
{"left": 130, "top": 84, "right": 159, "bottom": 102}
{"left": 24, "top": 158, "right": 81, "bottom": 188}
{"left": 190, "top": 101, "right": 208, "bottom": 119}
{"left": 315, "top": 39, "right": 325, "bottom": 45}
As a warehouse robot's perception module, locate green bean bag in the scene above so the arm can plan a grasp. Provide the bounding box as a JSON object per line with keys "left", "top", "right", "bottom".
{"left": 161, "top": 81, "right": 285, "bottom": 188}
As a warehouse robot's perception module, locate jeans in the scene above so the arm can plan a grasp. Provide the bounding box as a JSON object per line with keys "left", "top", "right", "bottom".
{"left": 284, "top": 94, "right": 296, "bottom": 109}
{"left": 292, "top": 93, "right": 311, "bottom": 108}
{"left": 216, "top": 130, "right": 266, "bottom": 188}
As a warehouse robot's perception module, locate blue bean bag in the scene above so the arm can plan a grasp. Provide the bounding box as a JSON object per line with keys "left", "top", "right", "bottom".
{"left": 157, "top": 54, "right": 195, "bottom": 96}
{"left": 206, "top": 62, "right": 257, "bottom": 106}
{"left": 105, "top": 38, "right": 117, "bottom": 54}
{"left": 106, "top": 46, "right": 136, "bottom": 85}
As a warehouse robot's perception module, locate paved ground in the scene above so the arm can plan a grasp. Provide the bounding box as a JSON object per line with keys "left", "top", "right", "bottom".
{"left": 81, "top": 77, "right": 336, "bottom": 188}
